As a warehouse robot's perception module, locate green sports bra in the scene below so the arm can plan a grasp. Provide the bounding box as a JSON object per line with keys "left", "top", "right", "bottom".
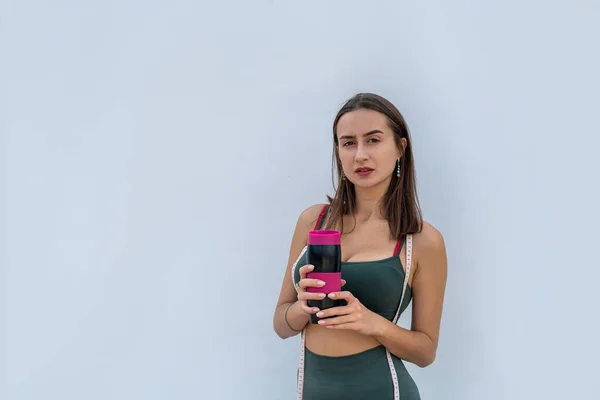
{"left": 292, "top": 205, "right": 413, "bottom": 321}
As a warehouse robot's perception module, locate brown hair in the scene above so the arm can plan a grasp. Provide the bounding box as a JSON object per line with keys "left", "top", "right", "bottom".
{"left": 323, "top": 92, "right": 423, "bottom": 239}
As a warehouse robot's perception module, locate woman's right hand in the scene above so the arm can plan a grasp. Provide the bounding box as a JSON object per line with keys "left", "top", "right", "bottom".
{"left": 295, "top": 264, "right": 346, "bottom": 315}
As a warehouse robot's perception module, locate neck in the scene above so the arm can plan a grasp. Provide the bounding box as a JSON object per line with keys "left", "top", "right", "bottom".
{"left": 352, "top": 176, "right": 392, "bottom": 221}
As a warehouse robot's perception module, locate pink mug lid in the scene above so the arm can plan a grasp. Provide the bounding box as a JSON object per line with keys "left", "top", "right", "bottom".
{"left": 308, "top": 230, "right": 340, "bottom": 245}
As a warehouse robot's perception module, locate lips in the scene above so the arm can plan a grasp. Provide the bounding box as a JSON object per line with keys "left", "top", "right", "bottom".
{"left": 354, "top": 167, "right": 374, "bottom": 177}
{"left": 355, "top": 167, "right": 374, "bottom": 173}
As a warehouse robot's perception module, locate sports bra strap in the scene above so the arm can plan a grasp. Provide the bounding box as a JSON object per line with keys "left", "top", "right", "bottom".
{"left": 314, "top": 204, "right": 329, "bottom": 230}
{"left": 393, "top": 235, "right": 405, "bottom": 256}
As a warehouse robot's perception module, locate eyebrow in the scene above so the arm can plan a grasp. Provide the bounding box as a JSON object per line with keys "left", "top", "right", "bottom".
{"left": 338, "top": 129, "right": 384, "bottom": 141}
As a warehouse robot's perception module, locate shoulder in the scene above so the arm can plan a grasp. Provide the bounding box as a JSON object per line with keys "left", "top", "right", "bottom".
{"left": 412, "top": 221, "right": 445, "bottom": 250}
{"left": 411, "top": 221, "right": 447, "bottom": 267}
{"left": 296, "top": 203, "right": 329, "bottom": 231}
{"left": 287, "top": 203, "right": 329, "bottom": 265}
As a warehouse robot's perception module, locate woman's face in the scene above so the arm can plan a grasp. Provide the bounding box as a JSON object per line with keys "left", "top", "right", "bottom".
{"left": 336, "top": 108, "right": 406, "bottom": 189}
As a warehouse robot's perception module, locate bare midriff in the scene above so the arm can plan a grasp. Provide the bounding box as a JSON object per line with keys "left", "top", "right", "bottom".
{"left": 304, "top": 325, "right": 381, "bottom": 356}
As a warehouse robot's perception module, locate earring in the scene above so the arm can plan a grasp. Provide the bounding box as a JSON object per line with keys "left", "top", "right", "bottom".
{"left": 342, "top": 172, "right": 346, "bottom": 180}
{"left": 396, "top": 157, "right": 401, "bottom": 177}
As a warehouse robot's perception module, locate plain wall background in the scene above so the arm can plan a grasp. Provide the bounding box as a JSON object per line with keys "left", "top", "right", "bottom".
{"left": 3, "top": 1, "right": 600, "bottom": 399}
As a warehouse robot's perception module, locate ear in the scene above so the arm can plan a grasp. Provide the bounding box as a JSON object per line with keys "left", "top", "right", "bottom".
{"left": 398, "top": 138, "right": 408, "bottom": 158}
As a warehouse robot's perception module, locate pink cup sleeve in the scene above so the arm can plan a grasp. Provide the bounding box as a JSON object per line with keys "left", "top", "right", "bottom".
{"left": 306, "top": 272, "right": 342, "bottom": 294}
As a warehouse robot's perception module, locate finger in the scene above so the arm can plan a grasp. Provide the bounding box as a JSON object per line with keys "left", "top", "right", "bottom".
{"left": 298, "top": 264, "right": 314, "bottom": 278}
{"left": 327, "top": 291, "right": 355, "bottom": 301}
{"left": 341, "top": 279, "right": 347, "bottom": 287}
{"left": 324, "top": 322, "right": 356, "bottom": 330}
{"left": 298, "top": 291, "right": 327, "bottom": 302}
{"left": 298, "top": 278, "right": 326, "bottom": 290}
{"left": 317, "top": 314, "right": 356, "bottom": 326}
{"left": 299, "top": 303, "right": 320, "bottom": 315}
{"left": 315, "top": 305, "right": 353, "bottom": 319}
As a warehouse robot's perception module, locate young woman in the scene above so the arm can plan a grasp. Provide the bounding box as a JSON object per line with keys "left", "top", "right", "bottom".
{"left": 273, "top": 93, "right": 448, "bottom": 400}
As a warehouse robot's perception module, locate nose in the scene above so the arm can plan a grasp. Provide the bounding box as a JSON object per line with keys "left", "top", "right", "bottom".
{"left": 354, "top": 143, "right": 368, "bottom": 162}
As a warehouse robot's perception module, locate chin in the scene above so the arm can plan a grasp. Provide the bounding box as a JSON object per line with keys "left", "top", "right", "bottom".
{"left": 351, "top": 176, "right": 385, "bottom": 189}
{"left": 351, "top": 174, "right": 393, "bottom": 190}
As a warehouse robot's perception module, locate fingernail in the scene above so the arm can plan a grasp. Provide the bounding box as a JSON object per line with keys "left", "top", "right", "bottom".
{"left": 316, "top": 311, "right": 324, "bottom": 317}
{"left": 308, "top": 265, "right": 314, "bottom": 270}
{"left": 319, "top": 293, "right": 326, "bottom": 298}
{"left": 329, "top": 293, "right": 336, "bottom": 298}
{"left": 318, "top": 280, "right": 325, "bottom": 286}
{"left": 312, "top": 308, "right": 319, "bottom": 313}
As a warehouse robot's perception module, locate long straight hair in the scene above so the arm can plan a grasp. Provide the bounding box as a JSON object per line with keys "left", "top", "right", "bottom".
{"left": 322, "top": 93, "right": 423, "bottom": 239}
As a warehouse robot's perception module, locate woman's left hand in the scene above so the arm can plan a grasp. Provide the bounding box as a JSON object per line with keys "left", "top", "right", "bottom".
{"left": 315, "top": 291, "right": 386, "bottom": 336}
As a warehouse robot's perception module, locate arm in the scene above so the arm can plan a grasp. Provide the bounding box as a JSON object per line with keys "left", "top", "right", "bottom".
{"left": 272, "top": 204, "right": 325, "bottom": 339}
{"left": 373, "top": 224, "right": 448, "bottom": 367}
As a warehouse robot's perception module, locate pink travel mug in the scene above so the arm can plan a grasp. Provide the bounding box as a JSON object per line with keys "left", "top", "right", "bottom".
{"left": 306, "top": 230, "right": 343, "bottom": 324}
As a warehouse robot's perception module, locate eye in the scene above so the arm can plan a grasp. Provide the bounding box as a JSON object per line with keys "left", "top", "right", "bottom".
{"left": 342, "top": 141, "right": 355, "bottom": 146}
{"left": 368, "top": 138, "right": 380, "bottom": 143}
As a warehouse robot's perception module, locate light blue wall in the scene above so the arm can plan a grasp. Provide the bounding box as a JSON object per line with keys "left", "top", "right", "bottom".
{"left": 4, "top": 1, "right": 599, "bottom": 399}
